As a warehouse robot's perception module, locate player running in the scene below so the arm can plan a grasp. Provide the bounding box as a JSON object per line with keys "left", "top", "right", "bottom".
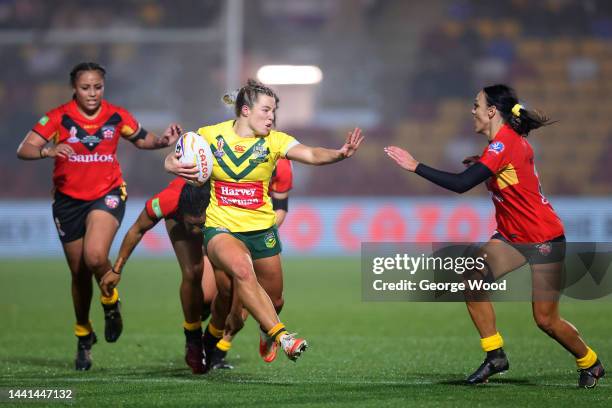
{"left": 385, "top": 84, "right": 605, "bottom": 388}
{"left": 16, "top": 62, "right": 182, "bottom": 371}
{"left": 165, "top": 79, "right": 364, "bottom": 363}
{"left": 203, "top": 158, "right": 293, "bottom": 369}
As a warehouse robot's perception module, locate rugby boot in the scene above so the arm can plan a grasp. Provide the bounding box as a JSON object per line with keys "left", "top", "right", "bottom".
{"left": 259, "top": 330, "right": 278, "bottom": 363}
{"left": 185, "top": 329, "right": 205, "bottom": 374}
{"left": 279, "top": 333, "right": 308, "bottom": 362}
{"left": 207, "top": 347, "right": 234, "bottom": 370}
{"left": 75, "top": 332, "right": 97, "bottom": 371}
{"left": 466, "top": 348, "right": 509, "bottom": 384}
{"left": 578, "top": 360, "right": 605, "bottom": 388}
{"left": 103, "top": 300, "right": 123, "bottom": 343}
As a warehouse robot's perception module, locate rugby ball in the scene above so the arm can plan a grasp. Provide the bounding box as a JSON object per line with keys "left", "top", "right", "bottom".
{"left": 175, "top": 132, "right": 213, "bottom": 186}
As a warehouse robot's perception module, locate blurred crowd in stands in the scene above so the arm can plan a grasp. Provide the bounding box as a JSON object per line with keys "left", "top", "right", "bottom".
{"left": 2, "top": 0, "right": 611, "bottom": 197}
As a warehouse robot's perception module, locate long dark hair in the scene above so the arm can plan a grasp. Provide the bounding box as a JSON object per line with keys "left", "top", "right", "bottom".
{"left": 178, "top": 181, "right": 211, "bottom": 219}
{"left": 483, "top": 84, "right": 553, "bottom": 136}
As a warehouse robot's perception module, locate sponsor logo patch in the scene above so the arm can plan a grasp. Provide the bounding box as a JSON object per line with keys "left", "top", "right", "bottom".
{"left": 214, "top": 136, "right": 225, "bottom": 158}
{"left": 68, "top": 153, "right": 115, "bottom": 163}
{"left": 488, "top": 141, "right": 505, "bottom": 154}
{"left": 234, "top": 145, "right": 246, "bottom": 153}
{"left": 104, "top": 195, "right": 120, "bottom": 209}
{"left": 39, "top": 115, "right": 49, "bottom": 126}
{"left": 214, "top": 181, "right": 265, "bottom": 210}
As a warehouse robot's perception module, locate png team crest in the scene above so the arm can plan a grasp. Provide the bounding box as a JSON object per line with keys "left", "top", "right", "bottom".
{"left": 536, "top": 242, "right": 552, "bottom": 257}
{"left": 488, "top": 141, "right": 505, "bottom": 154}
{"left": 102, "top": 125, "right": 115, "bottom": 140}
{"left": 104, "top": 195, "right": 120, "bottom": 209}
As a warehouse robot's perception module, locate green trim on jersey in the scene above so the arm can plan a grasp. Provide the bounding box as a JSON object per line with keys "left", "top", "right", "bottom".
{"left": 210, "top": 136, "right": 270, "bottom": 181}
{"left": 151, "top": 198, "right": 163, "bottom": 218}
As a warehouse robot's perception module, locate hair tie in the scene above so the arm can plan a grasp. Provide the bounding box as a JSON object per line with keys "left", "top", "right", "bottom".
{"left": 511, "top": 103, "right": 523, "bottom": 117}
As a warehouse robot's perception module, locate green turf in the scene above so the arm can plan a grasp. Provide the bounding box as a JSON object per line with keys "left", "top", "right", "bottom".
{"left": 1, "top": 258, "right": 611, "bottom": 407}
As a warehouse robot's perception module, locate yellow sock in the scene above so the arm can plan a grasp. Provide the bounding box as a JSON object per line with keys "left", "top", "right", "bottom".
{"left": 100, "top": 288, "right": 119, "bottom": 305}
{"left": 208, "top": 323, "right": 223, "bottom": 339}
{"left": 480, "top": 332, "right": 504, "bottom": 352}
{"left": 183, "top": 320, "right": 202, "bottom": 331}
{"left": 267, "top": 323, "right": 287, "bottom": 343}
{"left": 576, "top": 347, "right": 598, "bottom": 369}
{"left": 217, "top": 339, "right": 232, "bottom": 352}
{"left": 74, "top": 321, "right": 93, "bottom": 337}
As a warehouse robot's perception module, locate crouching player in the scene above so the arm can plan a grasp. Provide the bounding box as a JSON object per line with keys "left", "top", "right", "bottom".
{"left": 100, "top": 178, "right": 210, "bottom": 373}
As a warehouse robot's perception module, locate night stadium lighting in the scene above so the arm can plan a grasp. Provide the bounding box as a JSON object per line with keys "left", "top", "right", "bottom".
{"left": 257, "top": 65, "right": 323, "bottom": 85}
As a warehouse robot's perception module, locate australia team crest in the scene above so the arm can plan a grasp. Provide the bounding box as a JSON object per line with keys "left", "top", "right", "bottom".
{"left": 249, "top": 144, "right": 269, "bottom": 164}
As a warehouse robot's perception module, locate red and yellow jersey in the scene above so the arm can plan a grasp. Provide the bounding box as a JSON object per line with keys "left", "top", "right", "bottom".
{"left": 32, "top": 99, "right": 140, "bottom": 200}
{"left": 197, "top": 120, "right": 299, "bottom": 232}
{"left": 145, "top": 178, "right": 186, "bottom": 220}
{"left": 270, "top": 158, "right": 293, "bottom": 193}
{"left": 478, "top": 124, "right": 564, "bottom": 243}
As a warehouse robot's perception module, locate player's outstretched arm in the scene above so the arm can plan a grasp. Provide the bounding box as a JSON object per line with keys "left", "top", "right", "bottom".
{"left": 286, "top": 127, "right": 364, "bottom": 165}
{"left": 130, "top": 123, "right": 183, "bottom": 150}
{"left": 384, "top": 145, "right": 493, "bottom": 194}
{"left": 99, "top": 210, "right": 159, "bottom": 296}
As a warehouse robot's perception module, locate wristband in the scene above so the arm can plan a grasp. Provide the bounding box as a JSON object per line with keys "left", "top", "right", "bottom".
{"left": 111, "top": 267, "right": 121, "bottom": 275}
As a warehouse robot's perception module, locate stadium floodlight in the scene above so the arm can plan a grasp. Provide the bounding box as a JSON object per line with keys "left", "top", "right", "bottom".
{"left": 257, "top": 65, "right": 323, "bottom": 85}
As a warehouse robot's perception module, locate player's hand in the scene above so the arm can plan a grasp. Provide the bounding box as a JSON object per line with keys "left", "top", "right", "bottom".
{"left": 338, "top": 128, "right": 364, "bottom": 159}
{"left": 384, "top": 145, "right": 419, "bottom": 172}
{"left": 164, "top": 152, "right": 199, "bottom": 180}
{"left": 462, "top": 155, "right": 480, "bottom": 168}
{"left": 157, "top": 123, "right": 183, "bottom": 147}
{"left": 46, "top": 143, "right": 75, "bottom": 159}
{"left": 100, "top": 269, "right": 121, "bottom": 297}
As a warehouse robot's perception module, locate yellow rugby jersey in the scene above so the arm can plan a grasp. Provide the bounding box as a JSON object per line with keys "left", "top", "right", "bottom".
{"left": 197, "top": 120, "right": 300, "bottom": 232}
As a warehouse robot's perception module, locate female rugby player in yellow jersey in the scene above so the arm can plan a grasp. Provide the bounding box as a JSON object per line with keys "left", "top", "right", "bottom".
{"left": 165, "top": 79, "right": 364, "bottom": 362}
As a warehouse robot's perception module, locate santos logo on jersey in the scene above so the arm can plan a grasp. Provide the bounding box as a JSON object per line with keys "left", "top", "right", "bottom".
{"left": 68, "top": 153, "right": 115, "bottom": 163}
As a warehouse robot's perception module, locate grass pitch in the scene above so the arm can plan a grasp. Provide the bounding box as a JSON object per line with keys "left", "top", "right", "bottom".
{"left": 1, "top": 258, "right": 611, "bottom": 407}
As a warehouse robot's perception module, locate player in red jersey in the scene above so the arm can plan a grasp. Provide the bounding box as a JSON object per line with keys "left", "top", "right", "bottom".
{"left": 385, "top": 84, "right": 604, "bottom": 388}
{"left": 16, "top": 62, "right": 182, "bottom": 371}
{"left": 99, "top": 178, "right": 211, "bottom": 373}
{"left": 202, "top": 158, "right": 294, "bottom": 369}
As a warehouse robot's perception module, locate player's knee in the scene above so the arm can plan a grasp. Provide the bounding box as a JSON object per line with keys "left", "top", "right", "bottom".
{"left": 231, "top": 262, "right": 256, "bottom": 284}
{"left": 83, "top": 250, "right": 108, "bottom": 272}
{"left": 183, "top": 263, "right": 203, "bottom": 286}
{"left": 533, "top": 312, "right": 557, "bottom": 334}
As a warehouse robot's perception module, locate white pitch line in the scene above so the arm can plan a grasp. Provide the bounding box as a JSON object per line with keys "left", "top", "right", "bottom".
{"left": 1, "top": 377, "right": 607, "bottom": 388}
